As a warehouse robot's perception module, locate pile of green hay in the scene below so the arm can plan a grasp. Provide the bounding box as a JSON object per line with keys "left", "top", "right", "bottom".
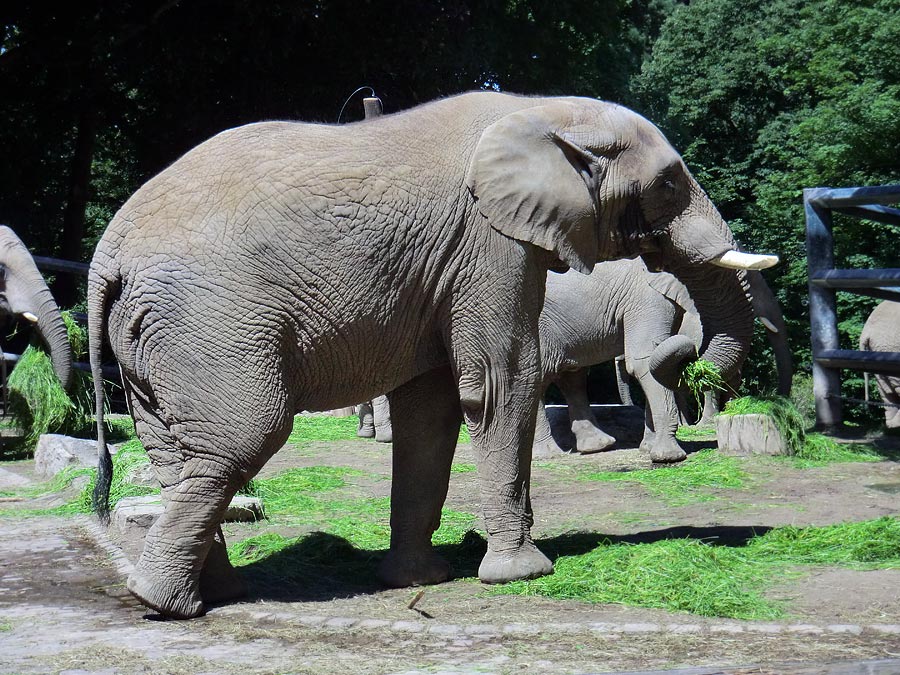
{"left": 6, "top": 312, "right": 95, "bottom": 449}
{"left": 719, "top": 395, "right": 878, "bottom": 463}
{"left": 679, "top": 359, "right": 726, "bottom": 410}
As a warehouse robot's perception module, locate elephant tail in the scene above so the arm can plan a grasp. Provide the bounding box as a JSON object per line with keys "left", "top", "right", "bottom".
{"left": 88, "top": 257, "right": 118, "bottom": 524}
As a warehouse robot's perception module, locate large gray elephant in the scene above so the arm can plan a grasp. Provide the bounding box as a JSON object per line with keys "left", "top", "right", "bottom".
{"left": 534, "top": 258, "right": 698, "bottom": 462}
{"left": 88, "top": 91, "right": 776, "bottom": 619}
{"left": 860, "top": 300, "right": 900, "bottom": 429}
{"left": 0, "top": 225, "right": 72, "bottom": 390}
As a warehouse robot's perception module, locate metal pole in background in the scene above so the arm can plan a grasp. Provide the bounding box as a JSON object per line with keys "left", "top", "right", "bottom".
{"left": 805, "top": 188, "right": 843, "bottom": 430}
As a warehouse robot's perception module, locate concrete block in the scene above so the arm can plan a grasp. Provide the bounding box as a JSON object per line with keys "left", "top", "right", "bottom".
{"left": 111, "top": 495, "right": 164, "bottom": 534}
{"left": 34, "top": 434, "right": 98, "bottom": 478}
{"left": 224, "top": 495, "right": 265, "bottom": 522}
{"left": 716, "top": 414, "right": 790, "bottom": 456}
{"left": 111, "top": 494, "right": 264, "bottom": 536}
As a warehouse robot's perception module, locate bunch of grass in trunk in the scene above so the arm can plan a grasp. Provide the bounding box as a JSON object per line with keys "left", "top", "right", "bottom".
{"left": 679, "top": 359, "right": 726, "bottom": 411}
{"left": 7, "top": 312, "right": 94, "bottom": 450}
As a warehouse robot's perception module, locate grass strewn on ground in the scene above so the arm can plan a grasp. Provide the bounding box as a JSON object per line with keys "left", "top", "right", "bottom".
{"left": 675, "top": 424, "right": 716, "bottom": 441}
{"left": 576, "top": 449, "right": 747, "bottom": 505}
{"left": 288, "top": 414, "right": 472, "bottom": 446}
{"left": 494, "top": 516, "right": 900, "bottom": 619}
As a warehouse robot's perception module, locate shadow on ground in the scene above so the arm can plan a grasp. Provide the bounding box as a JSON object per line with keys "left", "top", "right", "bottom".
{"left": 237, "top": 523, "right": 773, "bottom": 604}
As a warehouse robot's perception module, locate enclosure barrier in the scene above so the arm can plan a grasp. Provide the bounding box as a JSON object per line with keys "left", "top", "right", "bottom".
{"left": 805, "top": 184, "right": 900, "bottom": 429}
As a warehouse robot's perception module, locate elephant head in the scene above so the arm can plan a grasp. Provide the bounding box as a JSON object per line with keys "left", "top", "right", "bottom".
{"left": 465, "top": 99, "right": 775, "bottom": 279}
{"left": 0, "top": 226, "right": 72, "bottom": 390}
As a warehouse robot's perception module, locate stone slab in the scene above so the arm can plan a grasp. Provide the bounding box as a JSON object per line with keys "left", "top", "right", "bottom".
{"left": 33, "top": 434, "right": 99, "bottom": 478}
{"left": 111, "top": 494, "right": 264, "bottom": 535}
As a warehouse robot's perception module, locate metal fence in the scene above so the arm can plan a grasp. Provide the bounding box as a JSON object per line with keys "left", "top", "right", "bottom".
{"left": 805, "top": 184, "right": 900, "bottom": 430}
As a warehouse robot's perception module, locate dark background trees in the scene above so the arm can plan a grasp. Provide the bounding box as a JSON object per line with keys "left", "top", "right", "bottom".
{"left": 1, "top": 0, "right": 897, "bottom": 405}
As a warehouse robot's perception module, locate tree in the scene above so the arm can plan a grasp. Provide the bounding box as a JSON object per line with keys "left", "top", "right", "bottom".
{"left": 634, "top": 0, "right": 900, "bottom": 412}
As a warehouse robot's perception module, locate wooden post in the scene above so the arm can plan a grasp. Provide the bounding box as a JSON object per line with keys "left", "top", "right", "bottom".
{"left": 805, "top": 188, "right": 843, "bottom": 430}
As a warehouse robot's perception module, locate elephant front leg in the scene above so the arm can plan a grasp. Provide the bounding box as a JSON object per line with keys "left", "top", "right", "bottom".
{"left": 557, "top": 369, "right": 616, "bottom": 454}
{"left": 456, "top": 354, "right": 553, "bottom": 585}
{"left": 377, "top": 367, "right": 460, "bottom": 587}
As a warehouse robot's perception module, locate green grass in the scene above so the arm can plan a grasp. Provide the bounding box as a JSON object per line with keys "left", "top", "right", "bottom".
{"left": 6, "top": 312, "right": 95, "bottom": 452}
{"left": 495, "top": 516, "right": 900, "bottom": 619}
{"left": 287, "top": 415, "right": 361, "bottom": 445}
{"left": 577, "top": 449, "right": 747, "bottom": 505}
{"left": 675, "top": 424, "right": 716, "bottom": 441}
{"left": 680, "top": 359, "right": 727, "bottom": 409}
{"left": 287, "top": 413, "right": 472, "bottom": 446}
{"left": 720, "top": 396, "right": 886, "bottom": 466}
{"left": 450, "top": 462, "right": 477, "bottom": 473}
{"left": 0, "top": 438, "right": 156, "bottom": 517}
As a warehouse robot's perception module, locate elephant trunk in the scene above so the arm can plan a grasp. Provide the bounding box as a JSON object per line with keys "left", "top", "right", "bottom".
{"left": 746, "top": 270, "right": 793, "bottom": 396}
{"left": 672, "top": 263, "right": 755, "bottom": 382}
{"left": 649, "top": 334, "right": 698, "bottom": 389}
{"left": 6, "top": 245, "right": 73, "bottom": 390}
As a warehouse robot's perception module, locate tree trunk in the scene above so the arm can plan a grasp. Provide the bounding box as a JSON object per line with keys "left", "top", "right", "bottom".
{"left": 51, "top": 103, "right": 97, "bottom": 308}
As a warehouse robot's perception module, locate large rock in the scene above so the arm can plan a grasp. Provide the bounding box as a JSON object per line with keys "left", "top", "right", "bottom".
{"left": 716, "top": 414, "right": 790, "bottom": 456}
{"left": 34, "top": 434, "right": 98, "bottom": 478}
{"left": 111, "top": 494, "right": 265, "bottom": 536}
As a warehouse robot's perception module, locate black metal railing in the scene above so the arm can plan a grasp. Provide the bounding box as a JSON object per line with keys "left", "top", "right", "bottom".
{"left": 805, "top": 184, "right": 900, "bottom": 429}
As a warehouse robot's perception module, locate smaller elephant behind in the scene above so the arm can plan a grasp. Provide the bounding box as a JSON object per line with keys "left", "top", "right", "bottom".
{"left": 535, "top": 258, "right": 698, "bottom": 463}
{"left": 860, "top": 300, "right": 900, "bottom": 429}
{"left": 357, "top": 395, "right": 393, "bottom": 442}
{"left": 0, "top": 225, "right": 72, "bottom": 390}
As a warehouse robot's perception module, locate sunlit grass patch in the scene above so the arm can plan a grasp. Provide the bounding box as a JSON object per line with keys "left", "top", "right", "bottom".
{"left": 450, "top": 462, "right": 477, "bottom": 473}
{"left": 578, "top": 449, "right": 747, "bottom": 505}
{"left": 675, "top": 424, "right": 716, "bottom": 441}
{"left": 0, "top": 438, "right": 155, "bottom": 517}
{"left": 495, "top": 516, "right": 900, "bottom": 619}
{"left": 288, "top": 415, "right": 360, "bottom": 445}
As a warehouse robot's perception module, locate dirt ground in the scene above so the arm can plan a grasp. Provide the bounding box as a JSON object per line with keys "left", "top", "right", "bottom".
{"left": 2, "top": 406, "right": 900, "bottom": 674}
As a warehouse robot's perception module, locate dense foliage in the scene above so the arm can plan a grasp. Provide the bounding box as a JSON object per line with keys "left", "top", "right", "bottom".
{"left": 2, "top": 0, "right": 897, "bottom": 417}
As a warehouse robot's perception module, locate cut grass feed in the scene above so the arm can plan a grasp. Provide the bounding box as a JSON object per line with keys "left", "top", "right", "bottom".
{"left": 494, "top": 516, "right": 900, "bottom": 619}
{"left": 577, "top": 449, "right": 746, "bottom": 505}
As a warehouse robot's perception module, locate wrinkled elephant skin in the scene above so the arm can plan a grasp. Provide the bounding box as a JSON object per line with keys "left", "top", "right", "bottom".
{"left": 88, "top": 92, "right": 773, "bottom": 618}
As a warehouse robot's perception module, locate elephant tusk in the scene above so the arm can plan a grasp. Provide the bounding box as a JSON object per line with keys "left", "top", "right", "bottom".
{"left": 759, "top": 316, "right": 779, "bottom": 333}
{"left": 712, "top": 250, "right": 779, "bottom": 270}
{"left": 21, "top": 312, "right": 38, "bottom": 323}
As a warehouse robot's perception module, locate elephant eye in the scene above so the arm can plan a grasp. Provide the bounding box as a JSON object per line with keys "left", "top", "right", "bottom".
{"left": 664, "top": 180, "right": 676, "bottom": 190}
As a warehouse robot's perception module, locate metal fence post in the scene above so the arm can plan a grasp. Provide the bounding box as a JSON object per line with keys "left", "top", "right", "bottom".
{"left": 805, "top": 188, "right": 843, "bottom": 430}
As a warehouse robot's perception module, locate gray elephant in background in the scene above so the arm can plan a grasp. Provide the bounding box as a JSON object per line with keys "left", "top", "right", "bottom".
{"left": 860, "top": 300, "right": 900, "bottom": 429}
{"left": 0, "top": 225, "right": 72, "bottom": 390}
{"left": 89, "top": 91, "right": 776, "bottom": 619}
{"left": 534, "top": 257, "right": 698, "bottom": 462}
{"left": 357, "top": 395, "right": 392, "bottom": 442}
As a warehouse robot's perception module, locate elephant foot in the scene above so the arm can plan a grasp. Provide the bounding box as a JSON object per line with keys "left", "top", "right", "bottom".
{"left": 532, "top": 437, "right": 565, "bottom": 460}
{"left": 374, "top": 428, "right": 393, "bottom": 443}
{"left": 377, "top": 548, "right": 451, "bottom": 588}
{"left": 643, "top": 441, "right": 687, "bottom": 464}
{"left": 571, "top": 420, "right": 616, "bottom": 454}
{"left": 127, "top": 563, "right": 204, "bottom": 619}
{"left": 357, "top": 425, "right": 375, "bottom": 439}
{"left": 478, "top": 541, "right": 553, "bottom": 584}
{"left": 199, "top": 539, "right": 247, "bottom": 606}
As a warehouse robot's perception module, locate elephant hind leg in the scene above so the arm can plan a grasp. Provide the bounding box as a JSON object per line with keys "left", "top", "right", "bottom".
{"left": 124, "top": 374, "right": 293, "bottom": 618}
{"left": 378, "top": 366, "right": 461, "bottom": 588}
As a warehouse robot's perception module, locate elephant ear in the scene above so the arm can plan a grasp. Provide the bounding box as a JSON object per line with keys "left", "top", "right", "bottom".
{"left": 466, "top": 102, "right": 617, "bottom": 274}
{"left": 647, "top": 271, "right": 697, "bottom": 315}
